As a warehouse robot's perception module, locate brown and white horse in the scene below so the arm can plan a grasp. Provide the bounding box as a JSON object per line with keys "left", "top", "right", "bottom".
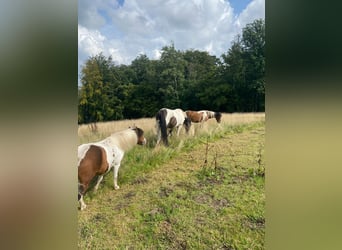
{"left": 185, "top": 110, "right": 206, "bottom": 123}
{"left": 186, "top": 110, "right": 222, "bottom": 124}
{"left": 77, "top": 126, "right": 146, "bottom": 210}
{"left": 156, "top": 108, "right": 192, "bottom": 146}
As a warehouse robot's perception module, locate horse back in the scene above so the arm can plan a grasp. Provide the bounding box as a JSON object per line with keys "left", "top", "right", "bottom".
{"left": 186, "top": 110, "right": 203, "bottom": 123}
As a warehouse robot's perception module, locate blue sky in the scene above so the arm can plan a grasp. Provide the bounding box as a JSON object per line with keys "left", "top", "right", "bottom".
{"left": 229, "top": 0, "right": 253, "bottom": 14}
{"left": 78, "top": 0, "right": 264, "bottom": 82}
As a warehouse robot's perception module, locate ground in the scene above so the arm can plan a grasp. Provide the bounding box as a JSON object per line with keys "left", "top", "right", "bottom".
{"left": 78, "top": 121, "right": 265, "bottom": 249}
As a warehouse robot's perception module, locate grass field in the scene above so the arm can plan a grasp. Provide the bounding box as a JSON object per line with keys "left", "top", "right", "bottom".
{"left": 78, "top": 113, "right": 265, "bottom": 249}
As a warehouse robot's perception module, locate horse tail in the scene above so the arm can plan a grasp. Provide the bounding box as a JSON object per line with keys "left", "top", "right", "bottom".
{"left": 156, "top": 109, "right": 169, "bottom": 146}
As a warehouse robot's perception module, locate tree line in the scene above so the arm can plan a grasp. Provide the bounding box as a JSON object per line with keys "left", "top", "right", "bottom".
{"left": 78, "top": 19, "right": 265, "bottom": 124}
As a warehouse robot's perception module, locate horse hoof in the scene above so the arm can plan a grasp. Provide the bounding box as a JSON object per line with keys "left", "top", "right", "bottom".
{"left": 80, "top": 204, "right": 87, "bottom": 211}
{"left": 114, "top": 185, "right": 120, "bottom": 190}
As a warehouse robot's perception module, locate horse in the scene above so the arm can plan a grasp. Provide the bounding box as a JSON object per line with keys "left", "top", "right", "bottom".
{"left": 156, "top": 108, "right": 192, "bottom": 146}
{"left": 77, "top": 126, "right": 146, "bottom": 210}
{"left": 185, "top": 110, "right": 207, "bottom": 123}
{"left": 198, "top": 110, "right": 222, "bottom": 123}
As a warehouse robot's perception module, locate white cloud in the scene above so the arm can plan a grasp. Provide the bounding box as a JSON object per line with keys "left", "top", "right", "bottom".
{"left": 152, "top": 49, "right": 162, "bottom": 60}
{"left": 78, "top": 0, "right": 265, "bottom": 70}
{"left": 78, "top": 25, "right": 105, "bottom": 56}
{"left": 235, "top": 0, "right": 265, "bottom": 30}
{"left": 78, "top": 25, "right": 106, "bottom": 80}
{"left": 78, "top": 0, "right": 120, "bottom": 29}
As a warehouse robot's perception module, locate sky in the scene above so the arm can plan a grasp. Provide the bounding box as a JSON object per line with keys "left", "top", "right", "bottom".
{"left": 78, "top": 0, "right": 265, "bottom": 82}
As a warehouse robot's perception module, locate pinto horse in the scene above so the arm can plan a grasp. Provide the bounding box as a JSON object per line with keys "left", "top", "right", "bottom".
{"left": 156, "top": 108, "right": 191, "bottom": 146}
{"left": 185, "top": 110, "right": 206, "bottom": 123}
{"left": 77, "top": 126, "right": 146, "bottom": 210}
{"left": 200, "top": 110, "right": 222, "bottom": 123}
{"left": 186, "top": 110, "right": 222, "bottom": 124}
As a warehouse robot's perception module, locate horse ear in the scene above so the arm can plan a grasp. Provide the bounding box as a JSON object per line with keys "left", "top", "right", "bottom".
{"left": 129, "top": 124, "right": 137, "bottom": 129}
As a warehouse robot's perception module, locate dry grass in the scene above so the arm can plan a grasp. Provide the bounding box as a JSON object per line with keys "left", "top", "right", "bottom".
{"left": 78, "top": 113, "right": 265, "bottom": 144}
{"left": 222, "top": 112, "right": 265, "bottom": 125}
{"left": 78, "top": 117, "right": 155, "bottom": 137}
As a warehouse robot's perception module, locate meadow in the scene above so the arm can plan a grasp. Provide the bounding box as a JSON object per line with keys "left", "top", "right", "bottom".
{"left": 78, "top": 113, "right": 265, "bottom": 249}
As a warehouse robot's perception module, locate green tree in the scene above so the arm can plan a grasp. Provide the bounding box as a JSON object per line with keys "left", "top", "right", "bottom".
{"left": 221, "top": 19, "right": 265, "bottom": 112}
{"left": 78, "top": 57, "right": 106, "bottom": 123}
{"left": 158, "top": 43, "right": 186, "bottom": 108}
{"left": 128, "top": 54, "right": 160, "bottom": 117}
{"left": 183, "top": 50, "right": 219, "bottom": 110}
{"left": 242, "top": 19, "right": 265, "bottom": 111}
{"left": 78, "top": 54, "right": 123, "bottom": 123}
{"left": 221, "top": 37, "right": 246, "bottom": 111}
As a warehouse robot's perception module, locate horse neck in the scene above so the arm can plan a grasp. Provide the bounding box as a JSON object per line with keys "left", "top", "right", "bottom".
{"left": 109, "top": 130, "right": 137, "bottom": 152}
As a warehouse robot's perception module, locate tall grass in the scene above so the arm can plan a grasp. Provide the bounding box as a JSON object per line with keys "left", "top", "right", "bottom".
{"left": 78, "top": 117, "right": 157, "bottom": 144}
{"left": 78, "top": 113, "right": 265, "bottom": 144}
{"left": 77, "top": 113, "right": 265, "bottom": 191}
{"left": 80, "top": 122, "right": 263, "bottom": 202}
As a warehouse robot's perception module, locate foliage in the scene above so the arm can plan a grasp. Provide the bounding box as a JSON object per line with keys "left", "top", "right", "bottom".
{"left": 221, "top": 19, "right": 265, "bottom": 112}
{"left": 78, "top": 19, "right": 265, "bottom": 124}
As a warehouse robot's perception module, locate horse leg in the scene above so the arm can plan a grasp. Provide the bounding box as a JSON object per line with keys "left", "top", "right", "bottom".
{"left": 168, "top": 128, "right": 174, "bottom": 137}
{"left": 113, "top": 151, "right": 124, "bottom": 190}
{"left": 94, "top": 175, "right": 104, "bottom": 192}
{"left": 176, "top": 125, "right": 182, "bottom": 136}
{"left": 156, "top": 126, "right": 162, "bottom": 145}
{"left": 79, "top": 195, "right": 87, "bottom": 211}
{"left": 113, "top": 164, "right": 120, "bottom": 190}
{"left": 78, "top": 182, "right": 89, "bottom": 211}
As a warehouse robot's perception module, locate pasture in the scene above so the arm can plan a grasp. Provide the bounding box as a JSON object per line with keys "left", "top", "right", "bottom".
{"left": 78, "top": 113, "right": 265, "bottom": 249}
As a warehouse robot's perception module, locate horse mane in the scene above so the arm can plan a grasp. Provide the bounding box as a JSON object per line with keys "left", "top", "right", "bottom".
{"left": 131, "top": 126, "right": 143, "bottom": 138}
{"left": 109, "top": 129, "right": 138, "bottom": 152}
{"left": 156, "top": 108, "right": 169, "bottom": 146}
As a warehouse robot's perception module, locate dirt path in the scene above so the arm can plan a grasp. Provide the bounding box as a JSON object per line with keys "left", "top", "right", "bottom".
{"left": 79, "top": 122, "right": 265, "bottom": 249}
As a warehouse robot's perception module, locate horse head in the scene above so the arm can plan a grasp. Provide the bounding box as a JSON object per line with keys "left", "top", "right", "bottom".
{"left": 183, "top": 117, "right": 192, "bottom": 133}
{"left": 131, "top": 126, "right": 147, "bottom": 145}
{"left": 214, "top": 112, "right": 222, "bottom": 123}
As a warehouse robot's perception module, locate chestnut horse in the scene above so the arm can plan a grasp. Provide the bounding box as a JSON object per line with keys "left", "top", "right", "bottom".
{"left": 156, "top": 108, "right": 192, "bottom": 146}
{"left": 78, "top": 126, "right": 146, "bottom": 210}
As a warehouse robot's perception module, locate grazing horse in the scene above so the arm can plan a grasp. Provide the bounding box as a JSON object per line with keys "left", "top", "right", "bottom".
{"left": 156, "top": 108, "right": 192, "bottom": 146}
{"left": 198, "top": 110, "right": 222, "bottom": 123}
{"left": 185, "top": 110, "right": 206, "bottom": 123}
{"left": 186, "top": 110, "right": 222, "bottom": 124}
{"left": 77, "top": 126, "right": 146, "bottom": 210}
